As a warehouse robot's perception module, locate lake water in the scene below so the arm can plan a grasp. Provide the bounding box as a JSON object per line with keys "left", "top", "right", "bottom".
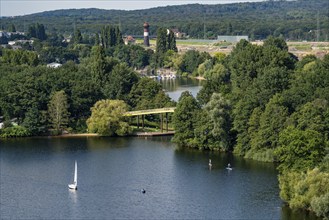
{"left": 0, "top": 78, "right": 320, "bottom": 219}
{"left": 0, "top": 137, "right": 319, "bottom": 219}
{"left": 159, "top": 77, "right": 203, "bottom": 101}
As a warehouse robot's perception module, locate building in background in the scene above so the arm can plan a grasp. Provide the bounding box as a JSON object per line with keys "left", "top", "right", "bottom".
{"left": 217, "top": 35, "right": 249, "bottom": 42}
{"left": 124, "top": 35, "right": 136, "bottom": 45}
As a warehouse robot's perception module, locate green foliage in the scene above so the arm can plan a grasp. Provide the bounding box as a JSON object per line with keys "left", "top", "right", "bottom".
{"left": 113, "top": 44, "right": 151, "bottom": 69}
{"left": 100, "top": 25, "right": 123, "bottom": 49}
{"left": 179, "top": 50, "right": 210, "bottom": 75}
{"left": 102, "top": 63, "right": 138, "bottom": 101}
{"left": 2, "top": 49, "right": 39, "bottom": 66}
{"left": 155, "top": 27, "right": 177, "bottom": 67}
{"left": 27, "top": 23, "right": 47, "bottom": 40}
{"left": 167, "top": 30, "right": 177, "bottom": 52}
{"left": 86, "top": 99, "right": 131, "bottom": 136}
{"left": 252, "top": 94, "right": 289, "bottom": 151}
{"left": 90, "top": 45, "right": 108, "bottom": 86}
{"left": 204, "top": 93, "right": 232, "bottom": 151}
{"left": 279, "top": 168, "right": 329, "bottom": 218}
{"left": 128, "top": 77, "right": 174, "bottom": 110}
{"left": 172, "top": 91, "right": 201, "bottom": 147}
{"left": 48, "top": 90, "right": 70, "bottom": 134}
{"left": 245, "top": 148, "right": 275, "bottom": 162}
{"left": 156, "top": 28, "right": 168, "bottom": 55}
{"left": 275, "top": 127, "right": 327, "bottom": 173}
{"left": 311, "top": 192, "right": 329, "bottom": 218}
{"left": 197, "top": 63, "right": 231, "bottom": 105}
{"left": 0, "top": 125, "right": 31, "bottom": 138}
{"left": 263, "top": 36, "right": 288, "bottom": 51}
{"left": 22, "top": 105, "right": 47, "bottom": 135}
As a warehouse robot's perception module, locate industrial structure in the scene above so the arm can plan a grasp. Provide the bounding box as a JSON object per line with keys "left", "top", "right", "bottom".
{"left": 143, "top": 22, "right": 150, "bottom": 47}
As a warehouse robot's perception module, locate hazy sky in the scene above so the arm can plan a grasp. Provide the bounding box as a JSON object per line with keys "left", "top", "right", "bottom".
{"left": 1, "top": 0, "right": 266, "bottom": 17}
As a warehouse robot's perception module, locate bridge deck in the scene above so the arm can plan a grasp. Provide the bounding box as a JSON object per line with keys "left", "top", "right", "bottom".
{"left": 124, "top": 107, "right": 176, "bottom": 116}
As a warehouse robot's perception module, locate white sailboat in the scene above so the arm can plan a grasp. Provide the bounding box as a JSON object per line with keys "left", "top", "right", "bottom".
{"left": 68, "top": 160, "right": 77, "bottom": 190}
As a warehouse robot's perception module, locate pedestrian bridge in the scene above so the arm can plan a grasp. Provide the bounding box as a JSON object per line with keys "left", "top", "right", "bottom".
{"left": 123, "top": 107, "right": 176, "bottom": 132}
{"left": 123, "top": 107, "right": 176, "bottom": 116}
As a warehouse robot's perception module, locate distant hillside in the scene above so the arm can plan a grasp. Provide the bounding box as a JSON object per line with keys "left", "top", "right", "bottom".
{"left": 1, "top": 0, "right": 328, "bottom": 40}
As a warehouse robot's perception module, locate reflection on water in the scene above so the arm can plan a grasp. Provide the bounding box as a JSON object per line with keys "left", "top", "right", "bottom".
{"left": 159, "top": 77, "right": 204, "bottom": 101}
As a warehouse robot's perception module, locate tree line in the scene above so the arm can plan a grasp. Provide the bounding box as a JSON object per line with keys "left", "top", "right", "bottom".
{"left": 171, "top": 37, "right": 329, "bottom": 218}
{"left": 1, "top": 0, "right": 328, "bottom": 41}
{"left": 0, "top": 23, "right": 177, "bottom": 137}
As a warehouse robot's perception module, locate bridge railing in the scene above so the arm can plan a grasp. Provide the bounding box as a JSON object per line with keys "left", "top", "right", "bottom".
{"left": 123, "top": 107, "right": 176, "bottom": 116}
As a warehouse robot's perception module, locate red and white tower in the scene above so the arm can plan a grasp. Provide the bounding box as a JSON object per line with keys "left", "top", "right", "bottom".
{"left": 143, "top": 22, "right": 150, "bottom": 47}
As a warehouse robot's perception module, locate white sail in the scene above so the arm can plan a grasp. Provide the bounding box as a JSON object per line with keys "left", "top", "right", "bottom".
{"left": 68, "top": 160, "right": 78, "bottom": 190}
{"left": 74, "top": 160, "right": 77, "bottom": 185}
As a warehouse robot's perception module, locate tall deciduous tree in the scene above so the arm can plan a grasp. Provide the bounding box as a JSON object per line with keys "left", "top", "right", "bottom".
{"left": 91, "top": 45, "right": 106, "bottom": 86}
{"left": 48, "top": 90, "right": 70, "bottom": 134}
{"left": 205, "top": 93, "right": 232, "bottom": 151}
{"left": 167, "top": 30, "right": 177, "bottom": 52}
{"left": 86, "top": 99, "right": 131, "bottom": 136}
{"left": 172, "top": 91, "right": 201, "bottom": 147}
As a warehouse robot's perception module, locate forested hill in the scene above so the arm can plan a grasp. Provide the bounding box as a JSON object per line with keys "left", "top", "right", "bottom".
{"left": 1, "top": 0, "right": 329, "bottom": 40}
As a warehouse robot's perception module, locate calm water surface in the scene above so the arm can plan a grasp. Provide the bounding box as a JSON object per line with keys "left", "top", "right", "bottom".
{"left": 160, "top": 77, "right": 203, "bottom": 101}
{"left": 0, "top": 137, "right": 319, "bottom": 219}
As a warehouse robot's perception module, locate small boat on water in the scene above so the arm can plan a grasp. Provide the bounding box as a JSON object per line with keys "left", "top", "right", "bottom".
{"left": 68, "top": 160, "right": 77, "bottom": 190}
{"left": 226, "top": 163, "right": 232, "bottom": 170}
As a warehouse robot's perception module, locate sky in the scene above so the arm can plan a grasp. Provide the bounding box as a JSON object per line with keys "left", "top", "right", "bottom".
{"left": 0, "top": 0, "right": 265, "bottom": 17}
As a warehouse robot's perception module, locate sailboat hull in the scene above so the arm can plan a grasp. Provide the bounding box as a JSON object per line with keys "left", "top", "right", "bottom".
{"left": 68, "top": 184, "right": 77, "bottom": 190}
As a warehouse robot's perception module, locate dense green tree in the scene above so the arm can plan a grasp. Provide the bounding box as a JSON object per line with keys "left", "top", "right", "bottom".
{"left": 204, "top": 93, "right": 232, "bottom": 151}
{"left": 128, "top": 77, "right": 174, "bottom": 110}
{"left": 100, "top": 25, "right": 123, "bottom": 48}
{"left": 290, "top": 99, "right": 329, "bottom": 135}
{"left": 86, "top": 99, "right": 131, "bottom": 136}
{"left": 91, "top": 45, "right": 107, "bottom": 86}
{"left": 263, "top": 36, "right": 288, "bottom": 51}
{"left": 22, "top": 104, "right": 46, "bottom": 135}
{"left": 278, "top": 168, "right": 329, "bottom": 218}
{"left": 113, "top": 44, "right": 150, "bottom": 69}
{"left": 102, "top": 63, "right": 138, "bottom": 101}
{"left": 156, "top": 28, "right": 168, "bottom": 55}
{"left": 167, "top": 30, "right": 177, "bottom": 52}
{"left": 197, "top": 63, "right": 231, "bottom": 105}
{"left": 2, "top": 49, "right": 39, "bottom": 66}
{"left": 172, "top": 91, "right": 201, "bottom": 147}
{"left": 255, "top": 94, "right": 289, "bottom": 150}
{"left": 179, "top": 50, "right": 210, "bottom": 75}
{"left": 275, "top": 127, "right": 327, "bottom": 173}
{"left": 48, "top": 90, "right": 70, "bottom": 134}
{"left": 27, "top": 23, "right": 47, "bottom": 40}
